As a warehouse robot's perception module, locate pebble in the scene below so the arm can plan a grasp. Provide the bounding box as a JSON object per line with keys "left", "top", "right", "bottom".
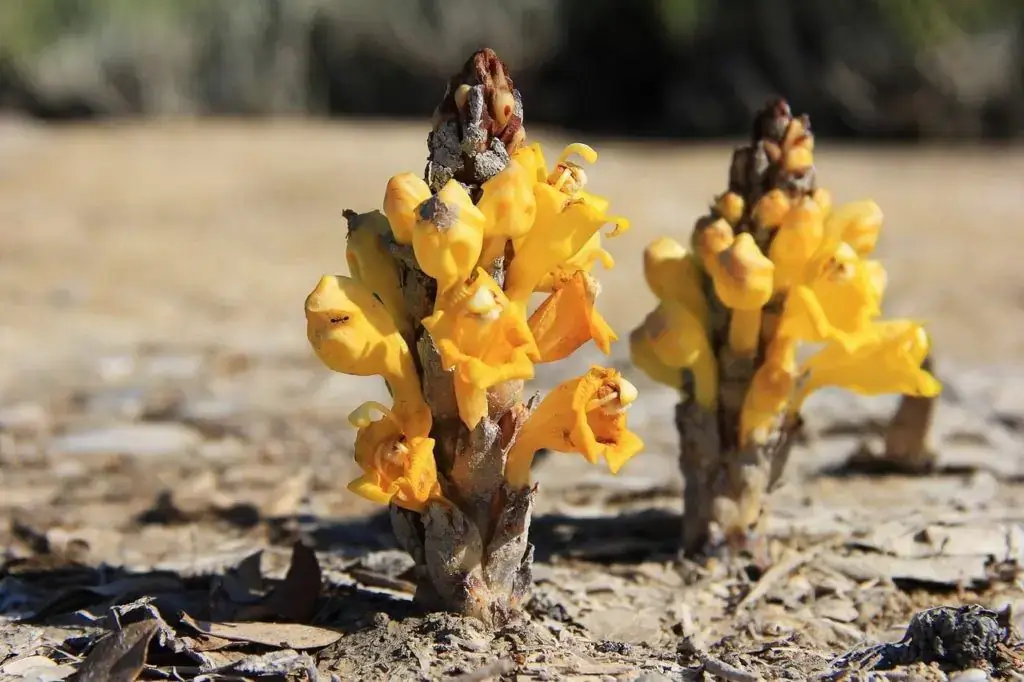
{"left": 0, "top": 402, "right": 49, "bottom": 434}
{"left": 950, "top": 669, "right": 990, "bottom": 682}
{"left": 47, "top": 423, "right": 202, "bottom": 457}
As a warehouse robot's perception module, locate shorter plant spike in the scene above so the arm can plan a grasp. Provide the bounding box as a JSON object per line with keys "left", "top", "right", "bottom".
{"left": 632, "top": 98, "right": 941, "bottom": 562}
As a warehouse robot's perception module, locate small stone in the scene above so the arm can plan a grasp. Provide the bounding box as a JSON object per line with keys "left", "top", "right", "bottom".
{"left": 814, "top": 596, "right": 860, "bottom": 623}
{"left": 950, "top": 669, "right": 990, "bottom": 682}
{"left": 142, "top": 354, "right": 204, "bottom": 379}
{"left": 48, "top": 423, "right": 202, "bottom": 457}
{"left": 82, "top": 387, "right": 148, "bottom": 419}
{"left": 96, "top": 355, "right": 136, "bottom": 382}
{"left": 0, "top": 402, "right": 49, "bottom": 434}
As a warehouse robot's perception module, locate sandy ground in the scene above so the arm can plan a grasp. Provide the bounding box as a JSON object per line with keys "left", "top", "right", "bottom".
{"left": 1, "top": 118, "right": 1023, "bottom": 375}
{"left": 1, "top": 118, "right": 1024, "bottom": 680}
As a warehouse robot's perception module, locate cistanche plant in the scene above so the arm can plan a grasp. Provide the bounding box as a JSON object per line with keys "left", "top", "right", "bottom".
{"left": 631, "top": 99, "right": 942, "bottom": 559}
{"left": 304, "top": 49, "right": 642, "bottom": 624}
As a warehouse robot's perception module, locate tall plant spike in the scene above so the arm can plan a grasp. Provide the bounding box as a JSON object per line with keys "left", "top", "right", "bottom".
{"left": 304, "top": 49, "right": 641, "bottom": 625}
{"left": 632, "top": 99, "right": 941, "bottom": 560}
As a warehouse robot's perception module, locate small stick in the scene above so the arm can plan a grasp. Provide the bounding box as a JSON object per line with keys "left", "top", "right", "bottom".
{"left": 700, "top": 653, "right": 762, "bottom": 682}
{"left": 445, "top": 658, "right": 516, "bottom": 682}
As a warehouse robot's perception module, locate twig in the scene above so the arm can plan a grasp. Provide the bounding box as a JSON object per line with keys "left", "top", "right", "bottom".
{"left": 700, "top": 653, "right": 761, "bottom": 682}
{"left": 444, "top": 658, "right": 515, "bottom": 682}
{"left": 735, "top": 544, "right": 824, "bottom": 611}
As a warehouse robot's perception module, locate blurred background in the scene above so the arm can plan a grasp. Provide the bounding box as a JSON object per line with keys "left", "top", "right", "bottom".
{"left": 1, "top": 0, "right": 1023, "bottom": 139}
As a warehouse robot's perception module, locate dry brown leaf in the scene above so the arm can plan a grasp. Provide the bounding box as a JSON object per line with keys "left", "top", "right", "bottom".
{"left": 67, "top": 619, "right": 159, "bottom": 682}
{"left": 180, "top": 613, "right": 341, "bottom": 650}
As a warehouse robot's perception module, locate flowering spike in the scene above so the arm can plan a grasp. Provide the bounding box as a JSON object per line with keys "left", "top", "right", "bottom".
{"left": 636, "top": 98, "right": 941, "bottom": 560}
{"left": 306, "top": 49, "right": 637, "bottom": 625}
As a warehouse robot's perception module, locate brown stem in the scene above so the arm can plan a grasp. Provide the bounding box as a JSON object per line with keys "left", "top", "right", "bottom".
{"left": 387, "top": 49, "right": 534, "bottom": 626}
{"left": 881, "top": 353, "right": 938, "bottom": 473}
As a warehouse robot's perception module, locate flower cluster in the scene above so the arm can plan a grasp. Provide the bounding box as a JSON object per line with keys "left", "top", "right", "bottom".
{"left": 635, "top": 111, "right": 940, "bottom": 445}
{"left": 306, "top": 140, "right": 643, "bottom": 512}
{"left": 632, "top": 100, "right": 941, "bottom": 549}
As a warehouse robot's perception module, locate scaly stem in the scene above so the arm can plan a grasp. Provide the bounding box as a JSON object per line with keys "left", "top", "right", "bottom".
{"left": 387, "top": 49, "right": 535, "bottom": 627}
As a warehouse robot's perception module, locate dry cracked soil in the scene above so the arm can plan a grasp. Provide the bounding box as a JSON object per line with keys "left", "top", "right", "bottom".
{"left": 1, "top": 117, "right": 1024, "bottom": 681}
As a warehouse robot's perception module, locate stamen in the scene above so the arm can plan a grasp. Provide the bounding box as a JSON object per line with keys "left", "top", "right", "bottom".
{"left": 348, "top": 401, "right": 394, "bottom": 428}
{"left": 557, "top": 142, "right": 598, "bottom": 166}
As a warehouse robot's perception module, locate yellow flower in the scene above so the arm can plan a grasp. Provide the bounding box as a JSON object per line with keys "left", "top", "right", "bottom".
{"left": 739, "top": 336, "right": 798, "bottom": 446}
{"left": 511, "top": 142, "right": 547, "bottom": 183}
{"left": 504, "top": 183, "right": 627, "bottom": 303}
{"left": 775, "top": 239, "right": 881, "bottom": 352}
{"left": 412, "top": 179, "right": 486, "bottom": 296}
{"left": 791, "top": 320, "right": 941, "bottom": 413}
{"left": 642, "top": 236, "right": 708, "bottom": 325}
{"left": 528, "top": 270, "right": 616, "bottom": 363}
{"left": 705, "top": 233, "right": 775, "bottom": 356}
{"left": 344, "top": 210, "right": 410, "bottom": 335}
{"left": 476, "top": 157, "right": 537, "bottom": 268}
{"left": 347, "top": 402, "right": 442, "bottom": 513}
{"left": 864, "top": 259, "right": 888, "bottom": 303}
{"left": 536, "top": 231, "right": 615, "bottom": 292}
{"left": 383, "top": 172, "right": 431, "bottom": 244}
{"left": 305, "top": 275, "right": 431, "bottom": 437}
{"left": 812, "top": 188, "right": 833, "bottom": 216}
{"left": 423, "top": 268, "right": 539, "bottom": 429}
{"left": 505, "top": 367, "right": 643, "bottom": 487}
{"left": 768, "top": 195, "right": 825, "bottom": 290}
{"left": 638, "top": 301, "right": 717, "bottom": 408}
{"left": 629, "top": 325, "right": 683, "bottom": 390}
{"left": 504, "top": 142, "right": 628, "bottom": 302}
{"left": 825, "top": 199, "right": 883, "bottom": 257}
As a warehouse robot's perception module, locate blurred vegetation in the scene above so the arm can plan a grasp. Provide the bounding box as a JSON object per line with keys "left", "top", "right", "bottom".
{"left": 0, "top": 0, "right": 1022, "bottom": 138}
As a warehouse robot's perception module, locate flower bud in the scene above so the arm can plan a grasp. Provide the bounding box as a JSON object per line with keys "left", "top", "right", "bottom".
{"left": 783, "top": 146, "right": 814, "bottom": 173}
{"left": 695, "top": 218, "right": 735, "bottom": 271}
{"left": 753, "top": 189, "right": 791, "bottom": 229}
{"left": 716, "top": 191, "right": 745, "bottom": 226}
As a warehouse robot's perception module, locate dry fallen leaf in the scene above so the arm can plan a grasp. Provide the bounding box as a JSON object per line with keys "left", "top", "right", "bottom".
{"left": 180, "top": 613, "right": 341, "bottom": 649}
{"left": 234, "top": 541, "right": 322, "bottom": 623}
{"left": 68, "top": 619, "right": 159, "bottom": 682}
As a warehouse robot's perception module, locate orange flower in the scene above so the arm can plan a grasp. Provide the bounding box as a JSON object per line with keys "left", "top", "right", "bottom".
{"left": 423, "top": 269, "right": 538, "bottom": 429}
{"left": 528, "top": 270, "right": 616, "bottom": 363}
{"left": 347, "top": 403, "right": 442, "bottom": 513}
{"left": 505, "top": 367, "right": 643, "bottom": 487}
